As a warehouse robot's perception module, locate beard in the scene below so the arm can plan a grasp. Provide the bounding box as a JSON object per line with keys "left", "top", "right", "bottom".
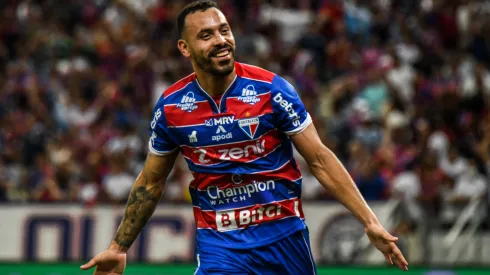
{"left": 192, "top": 45, "right": 235, "bottom": 76}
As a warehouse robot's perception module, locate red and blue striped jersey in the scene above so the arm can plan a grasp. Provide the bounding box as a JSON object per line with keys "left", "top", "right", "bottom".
{"left": 149, "top": 62, "right": 312, "bottom": 248}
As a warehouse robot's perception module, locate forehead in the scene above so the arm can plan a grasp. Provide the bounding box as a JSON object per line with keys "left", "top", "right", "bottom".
{"left": 185, "top": 8, "right": 228, "bottom": 34}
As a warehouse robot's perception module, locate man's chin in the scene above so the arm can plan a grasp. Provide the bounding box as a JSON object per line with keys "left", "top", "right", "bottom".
{"left": 211, "top": 60, "right": 235, "bottom": 76}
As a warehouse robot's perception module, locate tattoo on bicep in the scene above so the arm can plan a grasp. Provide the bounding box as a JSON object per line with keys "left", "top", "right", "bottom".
{"left": 113, "top": 177, "right": 162, "bottom": 248}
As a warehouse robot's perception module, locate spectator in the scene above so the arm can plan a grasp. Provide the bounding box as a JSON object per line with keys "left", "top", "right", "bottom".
{"left": 440, "top": 159, "right": 487, "bottom": 225}
{"left": 101, "top": 158, "right": 135, "bottom": 204}
{"left": 439, "top": 144, "right": 468, "bottom": 180}
{"left": 347, "top": 140, "right": 387, "bottom": 200}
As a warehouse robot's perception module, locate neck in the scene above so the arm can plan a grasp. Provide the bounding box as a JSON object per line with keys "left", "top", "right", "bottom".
{"left": 194, "top": 65, "right": 236, "bottom": 97}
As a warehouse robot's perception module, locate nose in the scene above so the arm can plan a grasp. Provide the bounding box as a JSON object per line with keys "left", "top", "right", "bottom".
{"left": 214, "top": 33, "right": 227, "bottom": 46}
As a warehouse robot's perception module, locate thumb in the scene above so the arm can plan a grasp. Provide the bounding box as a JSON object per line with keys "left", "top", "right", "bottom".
{"left": 80, "top": 258, "right": 97, "bottom": 270}
{"left": 381, "top": 230, "right": 398, "bottom": 242}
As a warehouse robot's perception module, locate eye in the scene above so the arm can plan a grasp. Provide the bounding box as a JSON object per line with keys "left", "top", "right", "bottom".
{"left": 221, "top": 28, "right": 229, "bottom": 35}
{"left": 201, "top": 33, "right": 211, "bottom": 40}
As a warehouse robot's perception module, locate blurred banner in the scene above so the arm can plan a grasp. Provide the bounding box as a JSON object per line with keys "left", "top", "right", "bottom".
{"left": 0, "top": 203, "right": 489, "bottom": 265}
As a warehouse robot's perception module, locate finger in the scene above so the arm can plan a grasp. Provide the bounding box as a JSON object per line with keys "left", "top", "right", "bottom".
{"left": 80, "top": 258, "right": 97, "bottom": 270}
{"left": 394, "top": 259, "right": 408, "bottom": 271}
{"left": 383, "top": 252, "right": 393, "bottom": 265}
{"left": 392, "top": 246, "right": 408, "bottom": 266}
{"left": 390, "top": 246, "right": 409, "bottom": 270}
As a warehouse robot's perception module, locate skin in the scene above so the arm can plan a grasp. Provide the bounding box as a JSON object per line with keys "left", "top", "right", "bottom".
{"left": 81, "top": 7, "right": 408, "bottom": 275}
{"left": 177, "top": 8, "right": 237, "bottom": 96}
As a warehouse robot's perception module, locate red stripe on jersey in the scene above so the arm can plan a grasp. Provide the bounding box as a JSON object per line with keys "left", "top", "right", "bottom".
{"left": 190, "top": 160, "right": 301, "bottom": 190}
{"left": 252, "top": 160, "right": 301, "bottom": 180}
{"left": 236, "top": 63, "right": 275, "bottom": 83}
{"left": 164, "top": 102, "right": 213, "bottom": 127}
{"left": 163, "top": 73, "right": 196, "bottom": 98}
{"left": 181, "top": 130, "right": 281, "bottom": 165}
{"left": 193, "top": 197, "right": 304, "bottom": 231}
{"left": 189, "top": 173, "right": 229, "bottom": 189}
{"left": 227, "top": 92, "right": 273, "bottom": 118}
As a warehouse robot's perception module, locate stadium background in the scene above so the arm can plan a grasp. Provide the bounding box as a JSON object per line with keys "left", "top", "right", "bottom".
{"left": 1, "top": 0, "right": 490, "bottom": 274}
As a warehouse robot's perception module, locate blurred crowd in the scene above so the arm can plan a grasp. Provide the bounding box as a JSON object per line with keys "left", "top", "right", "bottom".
{"left": 0, "top": 0, "right": 489, "bottom": 225}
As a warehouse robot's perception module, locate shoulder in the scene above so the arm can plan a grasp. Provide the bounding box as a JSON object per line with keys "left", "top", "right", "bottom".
{"left": 153, "top": 73, "right": 196, "bottom": 109}
{"left": 235, "top": 62, "right": 276, "bottom": 84}
{"left": 235, "top": 62, "right": 296, "bottom": 93}
{"left": 162, "top": 73, "right": 196, "bottom": 99}
{"left": 271, "top": 75, "right": 295, "bottom": 92}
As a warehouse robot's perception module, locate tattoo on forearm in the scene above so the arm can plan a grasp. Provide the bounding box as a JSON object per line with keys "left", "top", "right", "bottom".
{"left": 113, "top": 176, "right": 162, "bottom": 248}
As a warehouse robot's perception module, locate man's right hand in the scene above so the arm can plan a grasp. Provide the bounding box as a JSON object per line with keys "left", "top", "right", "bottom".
{"left": 80, "top": 250, "right": 127, "bottom": 275}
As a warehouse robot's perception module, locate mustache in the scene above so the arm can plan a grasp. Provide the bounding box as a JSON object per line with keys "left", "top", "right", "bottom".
{"left": 209, "top": 45, "right": 233, "bottom": 57}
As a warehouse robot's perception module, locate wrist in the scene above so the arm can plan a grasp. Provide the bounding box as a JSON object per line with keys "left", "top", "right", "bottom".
{"left": 362, "top": 216, "right": 381, "bottom": 228}
{"left": 108, "top": 241, "right": 129, "bottom": 253}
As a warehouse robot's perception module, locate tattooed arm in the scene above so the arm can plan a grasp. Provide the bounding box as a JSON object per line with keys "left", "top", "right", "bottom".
{"left": 81, "top": 151, "right": 178, "bottom": 274}
{"left": 109, "top": 151, "right": 178, "bottom": 251}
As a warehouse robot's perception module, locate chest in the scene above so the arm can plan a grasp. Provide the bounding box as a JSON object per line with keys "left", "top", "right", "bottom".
{"left": 164, "top": 91, "right": 275, "bottom": 147}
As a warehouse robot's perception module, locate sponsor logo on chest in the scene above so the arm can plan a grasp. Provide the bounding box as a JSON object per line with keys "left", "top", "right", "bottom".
{"left": 193, "top": 139, "right": 266, "bottom": 163}
{"left": 205, "top": 115, "right": 235, "bottom": 141}
{"left": 177, "top": 92, "right": 198, "bottom": 112}
{"left": 205, "top": 116, "right": 235, "bottom": 126}
{"left": 238, "top": 85, "right": 261, "bottom": 105}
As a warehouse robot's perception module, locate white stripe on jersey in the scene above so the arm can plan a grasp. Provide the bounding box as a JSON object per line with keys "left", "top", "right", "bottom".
{"left": 227, "top": 91, "right": 271, "bottom": 99}
{"left": 239, "top": 76, "right": 272, "bottom": 84}
{"left": 196, "top": 216, "right": 305, "bottom": 232}
{"left": 148, "top": 141, "right": 178, "bottom": 156}
{"left": 165, "top": 99, "right": 208, "bottom": 106}
{"left": 301, "top": 231, "right": 317, "bottom": 275}
{"left": 167, "top": 123, "right": 206, "bottom": 128}
{"left": 194, "top": 254, "right": 200, "bottom": 275}
{"left": 193, "top": 197, "right": 298, "bottom": 212}
{"left": 284, "top": 113, "right": 313, "bottom": 136}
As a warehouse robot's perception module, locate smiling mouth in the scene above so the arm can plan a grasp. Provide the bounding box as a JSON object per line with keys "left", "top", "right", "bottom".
{"left": 211, "top": 48, "right": 232, "bottom": 58}
{"left": 215, "top": 50, "right": 229, "bottom": 57}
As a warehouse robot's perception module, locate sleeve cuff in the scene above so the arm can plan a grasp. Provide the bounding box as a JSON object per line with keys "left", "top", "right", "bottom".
{"left": 148, "top": 141, "right": 179, "bottom": 156}
{"left": 284, "top": 113, "right": 313, "bottom": 136}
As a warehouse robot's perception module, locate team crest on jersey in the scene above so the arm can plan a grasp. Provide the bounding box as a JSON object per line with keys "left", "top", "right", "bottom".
{"left": 177, "top": 92, "right": 198, "bottom": 112}
{"left": 238, "top": 117, "right": 260, "bottom": 139}
{"left": 238, "top": 85, "right": 260, "bottom": 105}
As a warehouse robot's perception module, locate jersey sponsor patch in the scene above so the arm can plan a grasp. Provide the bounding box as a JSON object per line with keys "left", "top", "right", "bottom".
{"left": 273, "top": 92, "right": 301, "bottom": 127}
{"left": 238, "top": 117, "right": 260, "bottom": 139}
{"left": 189, "top": 130, "right": 198, "bottom": 143}
{"left": 181, "top": 130, "right": 281, "bottom": 165}
{"left": 177, "top": 91, "right": 198, "bottom": 112}
{"left": 238, "top": 85, "right": 261, "bottom": 105}
{"left": 194, "top": 197, "right": 304, "bottom": 231}
{"left": 205, "top": 116, "right": 235, "bottom": 127}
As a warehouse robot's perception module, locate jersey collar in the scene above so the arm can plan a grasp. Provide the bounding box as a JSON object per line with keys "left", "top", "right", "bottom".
{"left": 193, "top": 73, "right": 238, "bottom": 114}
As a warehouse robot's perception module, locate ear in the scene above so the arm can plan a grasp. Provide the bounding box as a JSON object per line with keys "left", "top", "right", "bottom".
{"left": 177, "top": 39, "right": 191, "bottom": 58}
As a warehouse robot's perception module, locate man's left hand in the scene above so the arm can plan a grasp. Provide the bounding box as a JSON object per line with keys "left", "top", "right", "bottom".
{"left": 365, "top": 223, "right": 408, "bottom": 271}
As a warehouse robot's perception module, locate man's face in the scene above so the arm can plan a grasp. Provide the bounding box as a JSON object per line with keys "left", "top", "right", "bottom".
{"left": 181, "top": 8, "right": 236, "bottom": 76}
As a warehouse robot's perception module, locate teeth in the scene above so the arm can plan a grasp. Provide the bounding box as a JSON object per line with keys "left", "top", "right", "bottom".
{"left": 216, "top": 50, "right": 228, "bottom": 57}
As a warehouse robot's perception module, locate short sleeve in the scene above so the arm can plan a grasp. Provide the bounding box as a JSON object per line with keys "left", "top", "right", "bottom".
{"left": 148, "top": 98, "right": 178, "bottom": 156}
{"left": 271, "top": 76, "right": 312, "bottom": 135}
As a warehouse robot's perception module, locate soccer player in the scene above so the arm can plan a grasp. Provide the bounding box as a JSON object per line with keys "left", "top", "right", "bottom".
{"left": 81, "top": 1, "right": 408, "bottom": 274}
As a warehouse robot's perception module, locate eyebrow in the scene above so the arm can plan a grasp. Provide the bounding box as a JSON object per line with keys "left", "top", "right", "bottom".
{"left": 196, "top": 23, "right": 229, "bottom": 36}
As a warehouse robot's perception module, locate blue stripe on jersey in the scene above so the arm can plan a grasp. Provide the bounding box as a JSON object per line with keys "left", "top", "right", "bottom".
{"left": 196, "top": 216, "right": 307, "bottom": 249}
